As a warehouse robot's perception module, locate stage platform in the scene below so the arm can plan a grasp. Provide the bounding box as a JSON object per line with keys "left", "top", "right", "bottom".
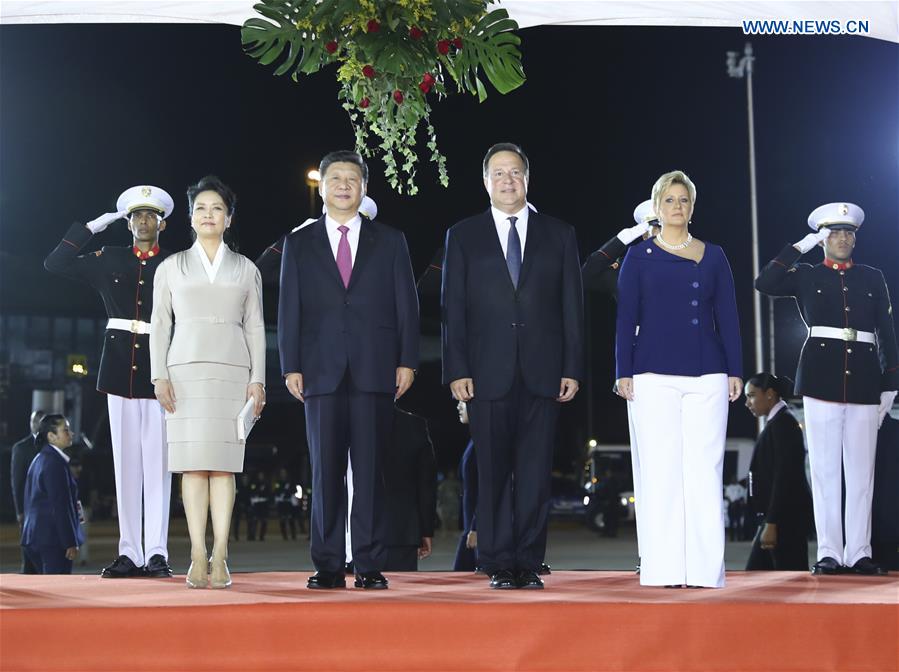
{"left": 1, "top": 571, "right": 896, "bottom": 672}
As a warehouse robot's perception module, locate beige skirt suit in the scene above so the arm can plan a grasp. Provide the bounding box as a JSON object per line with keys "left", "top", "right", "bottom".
{"left": 150, "top": 242, "right": 265, "bottom": 473}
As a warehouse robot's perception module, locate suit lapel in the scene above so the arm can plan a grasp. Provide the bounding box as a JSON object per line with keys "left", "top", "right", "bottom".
{"left": 311, "top": 217, "right": 345, "bottom": 289}
{"left": 479, "top": 210, "right": 516, "bottom": 292}
{"left": 347, "top": 216, "right": 377, "bottom": 292}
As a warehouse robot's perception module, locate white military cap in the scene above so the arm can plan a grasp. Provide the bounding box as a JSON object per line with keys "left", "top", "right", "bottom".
{"left": 807, "top": 202, "right": 864, "bottom": 232}
{"left": 116, "top": 185, "right": 175, "bottom": 220}
{"left": 322, "top": 195, "right": 378, "bottom": 220}
{"left": 633, "top": 199, "right": 658, "bottom": 225}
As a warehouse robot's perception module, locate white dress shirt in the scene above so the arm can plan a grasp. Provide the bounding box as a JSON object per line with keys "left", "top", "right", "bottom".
{"left": 767, "top": 399, "right": 787, "bottom": 421}
{"left": 193, "top": 240, "right": 226, "bottom": 283}
{"left": 325, "top": 214, "right": 362, "bottom": 266}
{"left": 491, "top": 205, "right": 529, "bottom": 257}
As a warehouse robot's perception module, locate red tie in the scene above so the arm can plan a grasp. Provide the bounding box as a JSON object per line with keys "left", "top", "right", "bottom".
{"left": 336, "top": 225, "right": 352, "bottom": 288}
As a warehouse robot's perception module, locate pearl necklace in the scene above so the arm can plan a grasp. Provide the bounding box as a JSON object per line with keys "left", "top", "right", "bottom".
{"left": 657, "top": 232, "right": 693, "bottom": 250}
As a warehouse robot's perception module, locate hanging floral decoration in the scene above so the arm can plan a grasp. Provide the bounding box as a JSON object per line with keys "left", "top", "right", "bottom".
{"left": 241, "top": 0, "right": 525, "bottom": 194}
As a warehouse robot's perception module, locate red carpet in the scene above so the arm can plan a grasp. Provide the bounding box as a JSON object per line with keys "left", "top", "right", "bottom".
{"left": 1, "top": 571, "right": 896, "bottom": 671}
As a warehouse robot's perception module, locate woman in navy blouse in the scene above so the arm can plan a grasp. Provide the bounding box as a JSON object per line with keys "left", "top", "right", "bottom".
{"left": 615, "top": 170, "right": 742, "bottom": 588}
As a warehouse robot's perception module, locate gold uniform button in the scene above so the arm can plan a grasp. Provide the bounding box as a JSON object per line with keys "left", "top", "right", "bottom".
{"left": 832, "top": 263, "right": 839, "bottom": 270}
{"left": 147, "top": 251, "right": 155, "bottom": 257}
{"left": 843, "top": 287, "right": 848, "bottom": 292}
{"left": 839, "top": 271, "right": 845, "bottom": 275}
{"left": 141, "top": 261, "right": 147, "bottom": 266}
{"left": 847, "top": 348, "right": 852, "bottom": 353}
{"left": 816, "top": 289, "right": 822, "bottom": 293}
{"left": 134, "top": 343, "right": 140, "bottom": 349}
{"left": 820, "top": 343, "right": 825, "bottom": 347}
{"left": 132, "top": 365, "right": 138, "bottom": 371}
{"left": 845, "top": 306, "right": 850, "bottom": 311}
{"left": 845, "top": 370, "right": 851, "bottom": 375}
{"left": 137, "top": 300, "right": 142, "bottom": 306}
{"left": 139, "top": 280, "right": 145, "bottom": 285}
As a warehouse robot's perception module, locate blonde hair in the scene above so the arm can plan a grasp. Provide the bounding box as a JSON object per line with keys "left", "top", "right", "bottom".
{"left": 651, "top": 170, "right": 697, "bottom": 216}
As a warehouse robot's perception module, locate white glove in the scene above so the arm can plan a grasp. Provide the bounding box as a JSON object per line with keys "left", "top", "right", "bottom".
{"left": 793, "top": 228, "right": 831, "bottom": 254}
{"left": 86, "top": 210, "right": 127, "bottom": 234}
{"left": 616, "top": 220, "right": 651, "bottom": 245}
{"left": 878, "top": 390, "right": 897, "bottom": 428}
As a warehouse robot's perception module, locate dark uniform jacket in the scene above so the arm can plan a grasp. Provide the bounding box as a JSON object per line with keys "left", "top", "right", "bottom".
{"left": 748, "top": 408, "right": 813, "bottom": 532}
{"left": 581, "top": 235, "right": 627, "bottom": 298}
{"left": 755, "top": 245, "right": 899, "bottom": 404}
{"left": 44, "top": 223, "right": 170, "bottom": 399}
{"left": 384, "top": 408, "right": 437, "bottom": 547}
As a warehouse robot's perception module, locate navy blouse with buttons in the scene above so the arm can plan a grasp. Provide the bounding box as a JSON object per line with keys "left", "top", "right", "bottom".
{"left": 615, "top": 238, "right": 742, "bottom": 379}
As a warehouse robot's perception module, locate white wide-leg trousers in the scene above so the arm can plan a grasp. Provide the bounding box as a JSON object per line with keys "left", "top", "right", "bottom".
{"left": 107, "top": 395, "right": 171, "bottom": 566}
{"left": 629, "top": 373, "right": 728, "bottom": 587}
{"left": 802, "top": 396, "right": 878, "bottom": 566}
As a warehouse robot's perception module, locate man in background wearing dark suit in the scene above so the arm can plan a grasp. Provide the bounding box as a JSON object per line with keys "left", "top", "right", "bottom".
{"left": 382, "top": 407, "right": 437, "bottom": 570}
{"left": 279, "top": 150, "right": 419, "bottom": 590}
{"left": 10, "top": 410, "right": 46, "bottom": 574}
{"left": 441, "top": 143, "right": 584, "bottom": 589}
{"left": 21, "top": 414, "right": 85, "bottom": 574}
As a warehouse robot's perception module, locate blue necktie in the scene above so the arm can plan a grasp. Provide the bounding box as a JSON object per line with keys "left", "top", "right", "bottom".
{"left": 506, "top": 216, "right": 521, "bottom": 288}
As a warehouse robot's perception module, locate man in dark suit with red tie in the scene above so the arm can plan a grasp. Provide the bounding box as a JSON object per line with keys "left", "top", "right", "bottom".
{"left": 278, "top": 150, "right": 419, "bottom": 590}
{"left": 441, "top": 143, "right": 584, "bottom": 589}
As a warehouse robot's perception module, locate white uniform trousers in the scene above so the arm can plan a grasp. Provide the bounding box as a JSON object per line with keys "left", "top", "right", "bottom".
{"left": 626, "top": 404, "right": 643, "bottom": 559}
{"left": 629, "top": 373, "right": 728, "bottom": 587}
{"left": 107, "top": 395, "right": 171, "bottom": 566}
{"left": 802, "top": 397, "right": 878, "bottom": 566}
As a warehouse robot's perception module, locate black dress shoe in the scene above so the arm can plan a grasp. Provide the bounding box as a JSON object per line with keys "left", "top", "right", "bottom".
{"left": 354, "top": 571, "right": 389, "bottom": 590}
{"left": 812, "top": 557, "right": 843, "bottom": 575}
{"left": 144, "top": 554, "right": 174, "bottom": 578}
{"left": 100, "top": 555, "right": 144, "bottom": 578}
{"left": 517, "top": 569, "right": 544, "bottom": 589}
{"left": 489, "top": 569, "right": 517, "bottom": 589}
{"left": 850, "top": 557, "right": 888, "bottom": 576}
{"left": 537, "top": 562, "right": 552, "bottom": 576}
{"left": 307, "top": 571, "right": 346, "bottom": 589}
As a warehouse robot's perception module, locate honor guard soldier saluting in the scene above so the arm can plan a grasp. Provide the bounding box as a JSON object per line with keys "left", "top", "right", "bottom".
{"left": 755, "top": 202, "right": 898, "bottom": 576}
{"left": 44, "top": 186, "right": 175, "bottom": 578}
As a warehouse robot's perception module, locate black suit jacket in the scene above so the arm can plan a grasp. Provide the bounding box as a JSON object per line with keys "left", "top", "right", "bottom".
{"left": 581, "top": 235, "right": 627, "bottom": 297}
{"left": 384, "top": 409, "right": 437, "bottom": 546}
{"left": 10, "top": 434, "right": 39, "bottom": 521}
{"left": 278, "top": 216, "right": 420, "bottom": 396}
{"left": 748, "top": 408, "right": 813, "bottom": 531}
{"left": 441, "top": 210, "right": 584, "bottom": 400}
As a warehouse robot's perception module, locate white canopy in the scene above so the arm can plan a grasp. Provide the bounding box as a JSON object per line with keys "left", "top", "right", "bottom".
{"left": 2, "top": 0, "right": 897, "bottom": 43}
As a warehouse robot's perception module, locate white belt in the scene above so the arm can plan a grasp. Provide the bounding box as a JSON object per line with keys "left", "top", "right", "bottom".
{"left": 107, "top": 318, "right": 151, "bottom": 335}
{"left": 809, "top": 326, "right": 875, "bottom": 344}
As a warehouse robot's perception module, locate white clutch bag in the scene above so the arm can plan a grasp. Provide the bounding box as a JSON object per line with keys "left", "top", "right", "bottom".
{"left": 237, "top": 398, "right": 258, "bottom": 443}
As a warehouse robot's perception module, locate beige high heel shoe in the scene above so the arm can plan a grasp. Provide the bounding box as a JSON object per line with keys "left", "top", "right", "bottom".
{"left": 209, "top": 556, "right": 232, "bottom": 589}
{"left": 186, "top": 555, "right": 209, "bottom": 589}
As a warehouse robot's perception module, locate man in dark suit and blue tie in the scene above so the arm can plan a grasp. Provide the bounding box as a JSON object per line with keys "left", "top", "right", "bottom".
{"left": 278, "top": 150, "right": 419, "bottom": 590}
{"left": 21, "top": 414, "right": 85, "bottom": 574}
{"left": 441, "top": 143, "right": 584, "bottom": 589}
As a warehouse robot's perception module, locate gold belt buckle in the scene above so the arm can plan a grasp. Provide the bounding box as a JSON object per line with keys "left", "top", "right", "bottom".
{"left": 842, "top": 327, "right": 857, "bottom": 342}
{"left": 130, "top": 320, "right": 140, "bottom": 334}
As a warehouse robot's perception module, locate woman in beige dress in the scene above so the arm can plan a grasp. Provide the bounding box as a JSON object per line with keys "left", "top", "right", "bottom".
{"left": 150, "top": 176, "right": 265, "bottom": 589}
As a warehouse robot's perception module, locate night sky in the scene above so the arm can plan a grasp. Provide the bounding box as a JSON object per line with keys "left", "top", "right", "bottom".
{"left": 1, "top": 22, "right": 897, "bottom": 472}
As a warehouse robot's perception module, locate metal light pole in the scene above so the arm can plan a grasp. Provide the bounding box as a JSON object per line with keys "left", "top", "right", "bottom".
{"left": 728, "top": 43, "right": 765, "bottom": 432}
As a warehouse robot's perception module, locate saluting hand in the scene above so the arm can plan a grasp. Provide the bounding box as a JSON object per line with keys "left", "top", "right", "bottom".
{"left": 85, "top": 210, "right": 128, "bottom": 235}
{"left": 154, "top": 379, "right": 176, "bottom": 414}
